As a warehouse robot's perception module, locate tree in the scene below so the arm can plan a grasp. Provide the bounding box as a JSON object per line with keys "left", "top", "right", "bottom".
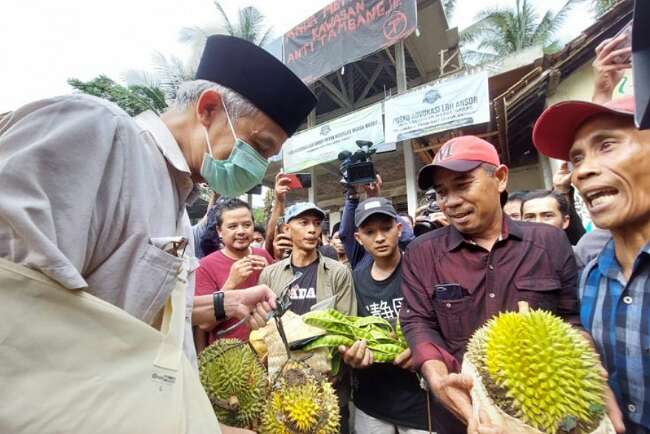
{"left": 592, "top": 0, "right": 617, "bottom": 16}
{"left": 150, "top": 1, "right": 273, "bottom": 98}
{"left": 460, "top": 0, "right": 579, "bottom": 65}
{"left": 67, "top": 75, "right": 167, "bottom": 116}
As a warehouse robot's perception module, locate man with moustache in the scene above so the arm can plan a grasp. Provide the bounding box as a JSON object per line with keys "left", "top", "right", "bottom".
{"left": 398, "top": 136, "right": 580, "bottom": 433}
{"left": 195, "top": 198, "right": 273, "bottom": 349}
{"left": 533, "top": 95, "right": 646, "bottom": 433}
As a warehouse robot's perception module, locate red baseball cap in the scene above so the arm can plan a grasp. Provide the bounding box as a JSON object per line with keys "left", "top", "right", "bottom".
{"left": 417, "top": 135, "right": 501, "bottom": 190}
{"left": 533, "top": 96, "right": 636, "bottom": 161}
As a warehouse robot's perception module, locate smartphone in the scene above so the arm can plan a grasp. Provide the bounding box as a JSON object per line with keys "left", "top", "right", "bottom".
{"left": 612, "top": 21, "right": 632, "bottom": 64}
{"left": 286, "top": 173, "right": 312, "bottom": 190}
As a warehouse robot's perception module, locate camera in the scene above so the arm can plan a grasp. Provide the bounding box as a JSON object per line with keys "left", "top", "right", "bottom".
{"left": 338, "top": 140, "right": 376, "bottom": 186}
{"left": 413, "top": 189, "right": 445, "bottom": 236}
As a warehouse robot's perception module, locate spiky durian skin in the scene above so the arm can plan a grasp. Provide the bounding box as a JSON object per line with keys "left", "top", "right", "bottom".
{"left": 468, "top": 310, "right": 606, "bottom": 434}
{"left": 198, "top": 338, "right": 268, "bottom": 428}
{"left": 260, "top": 361, "right": 340, "bottom": 434}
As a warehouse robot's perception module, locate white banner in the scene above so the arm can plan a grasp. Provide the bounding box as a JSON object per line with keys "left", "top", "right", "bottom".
{"left": 384, "top": 72, "right": 490, "bottom": 143}
{"left": 282, "top": 103, "right": 385, "bottom": 173}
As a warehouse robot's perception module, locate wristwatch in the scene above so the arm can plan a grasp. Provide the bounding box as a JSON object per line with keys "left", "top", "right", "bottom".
{"left": 213, "top": 291, "right": 226, "bottom": 322}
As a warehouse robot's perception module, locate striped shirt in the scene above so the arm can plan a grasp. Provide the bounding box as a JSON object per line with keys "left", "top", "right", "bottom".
{"left": 580, "top": 239, "right": 650, "bottom": 432}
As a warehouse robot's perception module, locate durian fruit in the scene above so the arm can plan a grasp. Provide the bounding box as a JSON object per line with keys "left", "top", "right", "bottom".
{"left": 260, "top": 360, "right": 340, "bottom": 434}
{"left": 198, "top": 338, "right": 269, "bottom": 428}
{"left": 465, "top": 308, "right": 608, "bottom": 434}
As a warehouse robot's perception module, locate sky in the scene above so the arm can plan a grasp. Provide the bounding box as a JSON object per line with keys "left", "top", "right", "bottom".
{"left": 0, "top": 0, "right": 596, "bottom": 113}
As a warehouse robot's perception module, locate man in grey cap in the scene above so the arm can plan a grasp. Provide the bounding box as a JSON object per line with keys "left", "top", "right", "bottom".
{"left": 259, "top": 202, "right": 355, "bottom": 316}
{"left": 0, "top": 35, "right": 317, "bottom": 433}
{"left": 258, "top": 201, "right": 356, "bottom": 433}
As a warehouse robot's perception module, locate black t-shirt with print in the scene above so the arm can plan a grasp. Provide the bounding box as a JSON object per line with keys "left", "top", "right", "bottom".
{"left": 352, "top": 258, "right": 430, "bottom": 430}
{"left": 288, "top": 259, "right": 319, "bottom": 315}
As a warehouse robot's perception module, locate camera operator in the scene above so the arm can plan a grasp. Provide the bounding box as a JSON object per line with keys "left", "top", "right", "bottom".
{"left": 413, "top": 189, "right": 449, "bottom": 237}
{"left": 339, "top": 175, "right": 414, "bottom": 270}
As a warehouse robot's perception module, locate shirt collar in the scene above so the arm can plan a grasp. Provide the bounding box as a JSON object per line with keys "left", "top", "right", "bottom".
{"left": 282, "top": 252, "right": 327, "bottom": 270}
{"left": 446, "top": 214, "right": 522, "bottom": 251}
{"left": 135, "top": 111, "right": 191, "bottom": 175}
{"left": 597, "top": 238, "right": 650, "bottom": 280}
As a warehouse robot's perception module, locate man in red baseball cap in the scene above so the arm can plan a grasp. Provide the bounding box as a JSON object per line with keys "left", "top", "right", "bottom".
{"left": 533, "top": 95, "right": 650, "bottom": 433}
{"left": 399, "top": 135, "right": 579, "bottom": 432}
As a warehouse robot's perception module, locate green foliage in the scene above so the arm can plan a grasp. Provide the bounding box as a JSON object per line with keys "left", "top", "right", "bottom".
{"left": 460, "top": 0, "right": 579, "bottom": 65}
{"left": 302, "top": 309, "right": 408, "bottom": 372}
{"left": 67, "top": 75, "right": 167, "bottom": 116}
{"left": 592, "top": 0, "right": 617, "bottom": 16}
{"left": 253, "top": 207, "right": 266, "bottom": 226}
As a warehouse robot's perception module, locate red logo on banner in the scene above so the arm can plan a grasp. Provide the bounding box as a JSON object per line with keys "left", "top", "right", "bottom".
{"left": 383, "top": 11, "right": 408, "bottom": 40}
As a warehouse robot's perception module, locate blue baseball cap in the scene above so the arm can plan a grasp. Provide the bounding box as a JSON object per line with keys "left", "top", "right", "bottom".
{"left": 284, "top": 202, "right": 326, "bottom": 223}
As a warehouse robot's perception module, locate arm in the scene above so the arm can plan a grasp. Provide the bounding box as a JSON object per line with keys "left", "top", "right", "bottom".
{"left": 553, "top": 230, "right": 580, "bottom": 326}
{"left": 591, "top": 31, "right": 632, "bottom": 104}
{"left": 333, "top": 265, "right": 357, "bottom": 316}
{"left": 265, "top": 173, "right": 291, "bottom": 258}
{"left": 338, "top": 192, "right": 366, "bottom": 268}
{"left": 191, "top": 285, "right": 277, "bottom": 331}
{"left": 0, "top": 96, "right": 126, "bottom": 289}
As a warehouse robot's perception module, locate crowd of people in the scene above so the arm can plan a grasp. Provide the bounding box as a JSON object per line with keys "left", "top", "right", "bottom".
{"left": 0, "top": 23, "right": 647, "bottom": 434}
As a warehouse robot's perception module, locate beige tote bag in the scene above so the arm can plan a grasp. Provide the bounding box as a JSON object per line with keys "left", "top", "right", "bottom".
{"left": 0, "top": 257, "right": 220, "bottom": 434}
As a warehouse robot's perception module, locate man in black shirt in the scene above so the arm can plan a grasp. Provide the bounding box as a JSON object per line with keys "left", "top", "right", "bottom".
{"left": 340, "top": 197, "right": 432, "bottom": 434}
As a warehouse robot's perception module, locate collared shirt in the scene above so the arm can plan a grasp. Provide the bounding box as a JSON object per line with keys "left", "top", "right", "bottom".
{"left": 0, "top": 96, "right": 199, "bottom": 365}
{"left": 399, "top": 217, "right": 579, "bottom": 371}
{"left": 580, "top": 240, "right": 650, "bottom": 432}
{"left": 258, "top": 252, "right": 357, "bottom": 316}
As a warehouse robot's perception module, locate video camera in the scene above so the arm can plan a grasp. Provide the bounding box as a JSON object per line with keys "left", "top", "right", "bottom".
{"left": 413, "top": 189, "right": 445, "bottom": 237}
{"left": 338, "top": 140, "right": 376, "bottom": 186}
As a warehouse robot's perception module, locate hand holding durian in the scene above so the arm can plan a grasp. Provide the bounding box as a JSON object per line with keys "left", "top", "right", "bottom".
{"left": 462, "top": 302, "right": 617, "bottom": 434}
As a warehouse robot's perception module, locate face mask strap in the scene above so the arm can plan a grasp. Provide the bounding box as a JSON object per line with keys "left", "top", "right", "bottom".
{"left": 220, "top": 96, "right": 238, "bottom": 142}
{"left": 203, "top": 126, "right": 214, "bottom": 157}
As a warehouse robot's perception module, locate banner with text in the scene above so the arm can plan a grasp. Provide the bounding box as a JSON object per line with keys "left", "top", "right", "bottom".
{"left": 282, "top": 103, "right": 385, "bottom": 173}
{"left": 384, "top": 72, "right": 490, "bottom": 142}
{"left": 283, "top": 0, "right": 417, "bottom": 83}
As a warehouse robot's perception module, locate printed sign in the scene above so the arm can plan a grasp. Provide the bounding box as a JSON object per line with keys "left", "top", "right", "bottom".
{"left": 283, "top": 0, "right": 417, "bottom": 83}
{"left": 384, "top": 72, "right": 491, "bottom": 142}
{"left": 282, "top": 103, "right": 385, "bottom": 173}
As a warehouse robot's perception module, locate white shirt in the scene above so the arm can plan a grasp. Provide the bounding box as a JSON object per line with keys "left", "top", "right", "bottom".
{"left": 0, "top": 95, "right": 199, "bottom": 365}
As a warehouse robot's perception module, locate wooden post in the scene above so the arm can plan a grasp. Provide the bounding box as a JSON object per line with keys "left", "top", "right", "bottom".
{"left": 395, "top": 40, "right": 418, "bottom": 218}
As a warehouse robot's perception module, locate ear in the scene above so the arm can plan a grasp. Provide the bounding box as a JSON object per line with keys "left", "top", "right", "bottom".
{"left": 216, "top": 225, "right": 223, "bottom": 238}
{"left": 562, "top": 215, "right": 570, "bottom": 230}
{"left": 396, "top": 222, "right": 403, "bottom": 237}
{"left": 196, "top": 89, "right": 225, "bottom": 128}
{"left": 281, "top": 223, "right": 290, "bottom": 235}
{"left": 495, "top": 164, "right": 509, "bottom": 193}
{"left": 354, "top": 231, "right": 364, "bottom": 246}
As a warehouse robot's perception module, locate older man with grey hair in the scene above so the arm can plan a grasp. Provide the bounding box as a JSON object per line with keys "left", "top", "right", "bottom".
{"left": 0, "top": 35, "right": 316, "bottom": 433}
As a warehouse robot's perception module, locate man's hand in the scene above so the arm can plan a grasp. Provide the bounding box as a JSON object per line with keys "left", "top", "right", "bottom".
{"left": 192, "top": 285, "right": 277, "bottom": 331}
{"left": 552, "top": 161, "right": 572, "bottom": 194}
{"left": 274, "top": 172, "right": 292, "bottom": 204}
{"left": 605, "top": 386, "right": 625, "bottom": 433}
{"left": 360, "top": 174, "right": 383, "bottom": 198}
{"left": 220, "top": 423, "right": 257, "bottom": 434}
{"left": 467, "top": 409, "right": 505, "bottom": 434}
{"left": 224, "top": 284, "right": 277, "bottom": 330}
{"left": 422, "top": 360, "right": 474, "bottom": 423}
{"left": 592, "top": 32, "right": 632, "bottom": 104}
{"left": 393, "top": 347, "right": 414, "bottom": 371}
{"left": 273, "top": 233, "right": 292, "bottom": 259}
{"left": 339, "top": 340, "right": 374, "bottom": 369}
{"left": 223, "top": 255, "right": 268, "bottom": 290}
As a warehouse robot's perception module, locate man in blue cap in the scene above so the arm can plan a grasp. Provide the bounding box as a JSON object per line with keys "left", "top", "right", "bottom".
{"left": 0, "top": 35, "right": 317, "bottom": 433}
{"left": 259, "top": 201, "right": 356, "bottom": 433}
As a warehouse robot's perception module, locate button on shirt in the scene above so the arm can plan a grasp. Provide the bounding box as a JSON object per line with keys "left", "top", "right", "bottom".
{"left": 580, "top": 239, "right": 650, "bottom": 431}
{"left": 399, "top": 217, "right": 579, "bottom": 371}
{"left": 0, "top": 96, "right": 199, "bottom": 366}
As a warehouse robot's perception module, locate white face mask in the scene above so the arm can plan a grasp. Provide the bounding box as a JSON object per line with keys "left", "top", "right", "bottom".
{"left": 250, "top": 241, "right": 264, "bottom": 249}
